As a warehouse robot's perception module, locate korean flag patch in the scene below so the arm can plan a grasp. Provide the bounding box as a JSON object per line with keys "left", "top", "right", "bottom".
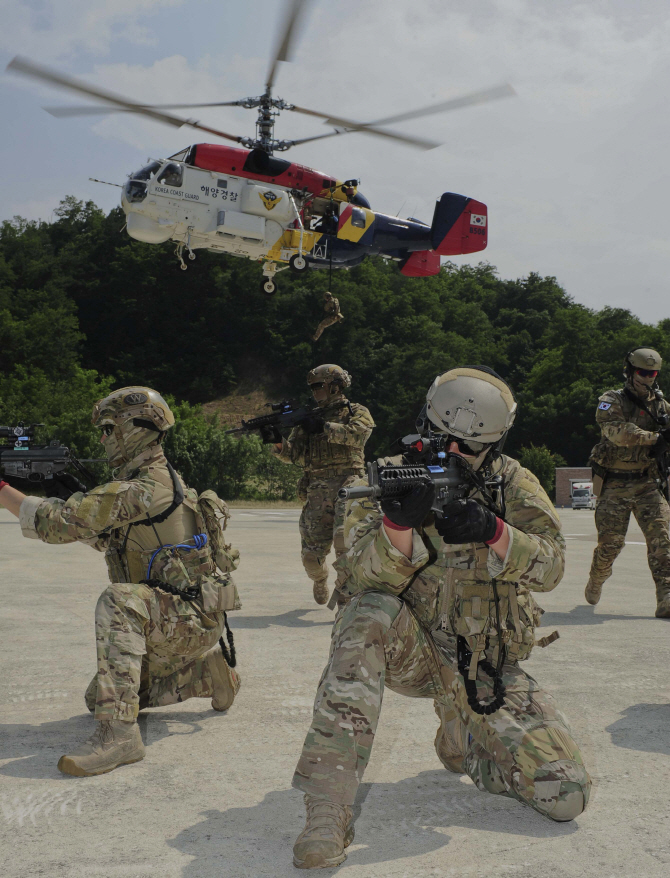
{"left": 598, "top": 402, "right": 612, "bottom": 410}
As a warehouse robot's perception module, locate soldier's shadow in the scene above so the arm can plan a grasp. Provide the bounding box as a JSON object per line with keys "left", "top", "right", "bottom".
{"left": 167, "top": 770, "right": 576, "bottom": 877}
{"left": 0, "top": 707, "right": 214, "bottom": 779}
{"left": 542, "top": 604, "right": 652, "bottom": 627}
{"left": 605, "top": 703, "right": 670, "bottom": 755}
{"left": 231, "top": 609, "right": 334, "bottom": 629}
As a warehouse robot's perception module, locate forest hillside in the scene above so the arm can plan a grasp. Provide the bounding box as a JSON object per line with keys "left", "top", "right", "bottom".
{"left": 2, "top": 196, "right": 668, "bottom": 499}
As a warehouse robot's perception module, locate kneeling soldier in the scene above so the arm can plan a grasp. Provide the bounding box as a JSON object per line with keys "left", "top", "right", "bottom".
{"left": 0, "top": 387, "right": 241, "bottom": 776}
{"left": 291, "top": 367, "right": 590, "bottom": 869}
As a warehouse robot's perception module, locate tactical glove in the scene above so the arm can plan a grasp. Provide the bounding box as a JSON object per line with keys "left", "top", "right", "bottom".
{"left": 41, "top": 472, "right": 88, "bottom": 500}
{"left": 381, "top": 480, "right": 435, "bottom": 529}
{"left": 301, "top": 416, "right": 326, "bottom": 435}
{"left": 435, "top": 499, "right": 500, "bottom": 544}
{"left": 260, "top": 424, "right": 283, "bottom": 444}
{"left": 653, "top": 434, "right": 670, "bottom": 459}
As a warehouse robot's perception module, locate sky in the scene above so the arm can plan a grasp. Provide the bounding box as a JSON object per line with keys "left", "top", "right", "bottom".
{"left": 1, "top": 0, "right": 670, "bottom": 323}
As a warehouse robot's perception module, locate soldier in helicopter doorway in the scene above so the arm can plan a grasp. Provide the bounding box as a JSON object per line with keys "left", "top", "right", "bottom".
{"left": 586, "top": 347, "right": 670, "bottom": 617}
{"left": 269, "top": 364, "right": 374, "bottom": 606}
{"left": 0, "top": 387, "right": 241, "bottom": 776}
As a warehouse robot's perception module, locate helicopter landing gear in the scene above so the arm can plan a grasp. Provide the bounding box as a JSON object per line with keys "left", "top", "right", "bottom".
{"left": 289, "top": 253, "right": 308, "bottom": 273}
{"left": 261, "top": 277, "right": 277, "bottom": 296}
{"left": 175, "top": 243, "right": 188, "bottom": 271}
{"left": 188, "top": 251, "right": 196, "bottom": 261}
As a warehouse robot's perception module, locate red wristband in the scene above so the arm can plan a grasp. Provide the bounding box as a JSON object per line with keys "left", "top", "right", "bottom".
{"left": 0, "top": 480, "right": 9, "bottom": 492}
{"left": 383, "top": 515, "right": 412, "bottom": 532}
{"left": 485, "top": 517, "right": 505, "bottom": 546}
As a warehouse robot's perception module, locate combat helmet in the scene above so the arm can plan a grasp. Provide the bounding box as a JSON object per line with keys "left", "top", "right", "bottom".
{"left": 421, "top": 366, "right": 517, "bottom": 453}
{"left": 307, "top": 364, "right": 351, "bottom": 393}
{"left": 624, "top": 347, "right": 662, "bottom": 379}
{"left": 92, "top": 386, "right": 174, "bottom": 466}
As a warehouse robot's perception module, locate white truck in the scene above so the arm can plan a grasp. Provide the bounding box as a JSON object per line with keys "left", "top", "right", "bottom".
{"left": 571, "top": 481, "right": 596, "bottom": 510}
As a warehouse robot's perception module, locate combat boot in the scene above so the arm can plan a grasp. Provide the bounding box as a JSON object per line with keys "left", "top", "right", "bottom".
{"left": 585, "top": 579, "right": 603, "bottom": 606}
{"left": 435, "top": 705, "right": 468, "bottom": 774}
{"left": 57, "top": 720, "right": 145, "bottom": 777}
{"left": 313, "top": 578, "right": 329, "bottom": 605}
{"left": 293, "top": 795, "right": 354, "bottom": 869}
{"left": 655, "top": 597, "right": 670, "bottom": 618}
{"left": 205, "top": 645, "right": 241, "bottom": 711}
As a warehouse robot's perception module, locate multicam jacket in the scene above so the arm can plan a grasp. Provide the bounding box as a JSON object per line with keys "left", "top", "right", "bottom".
{"left": 275, "top": 398, "right": 374, "bottom": 478}
{"left": 18, "top": 446, "right": 240, "bottom": 614}
{"left": 335, "top": 454, "right": 564, "bottom": 664}
{"left": 590, "top": 385, "right": 670, "bottom": 473}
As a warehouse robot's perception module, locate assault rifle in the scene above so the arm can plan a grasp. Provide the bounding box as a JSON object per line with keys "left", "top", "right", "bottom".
{"left": 339, "top": 432, "right": 473, "bottom": 515}
{"left": 0, "top": 423, "right": 103, "bottom": 501}
{"left": 226, "top": 398, "right": 351, "bottom": 438}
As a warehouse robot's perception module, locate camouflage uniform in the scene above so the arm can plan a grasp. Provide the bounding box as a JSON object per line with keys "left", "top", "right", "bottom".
{"left": 19, "top": 443, "right": 241, "bottom": 721}
{"left": 313, "top": 294, "right": 344, "bottom": 342}
{"left": 275, "top": 399, "right": 374, "bottom": 588}
{"left": 588, "top": 385, "right": 670, "bottom": 609}
{"left": 293, "top": 455, "right": 590, "bottom": 821}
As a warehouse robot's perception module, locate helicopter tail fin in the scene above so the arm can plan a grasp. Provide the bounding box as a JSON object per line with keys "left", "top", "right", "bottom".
{"left": 431, "top": 194, "right": 488, "bottom": 255}
{"left": 400, "top": 250, "right": 441, "bottom": 277}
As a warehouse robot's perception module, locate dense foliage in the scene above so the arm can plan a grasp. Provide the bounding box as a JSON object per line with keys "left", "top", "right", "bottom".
{"left": 2, "top": 195, "right": 668, "bottom": 497}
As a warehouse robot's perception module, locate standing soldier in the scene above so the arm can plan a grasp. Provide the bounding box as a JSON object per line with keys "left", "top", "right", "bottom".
{"left": 586, "top": 348, "right": 670, "bottom": 617}
{"left": 290, "top": 367, "right": 590, "bottom": 869}
{"left": 312, "top": 292, "right": 344, "bottom": 342}
{"left": 271, "top": 365, "right": 374, "bottom": 605}
{"left": 0, "top": 387, "right": 241, "bottom": 776}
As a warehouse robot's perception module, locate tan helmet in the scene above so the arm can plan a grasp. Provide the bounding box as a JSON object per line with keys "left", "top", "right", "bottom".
{"left": 306, "top": 364, "right": 351, "bottom": 391}
{"left": 625, "top": 347, "right": 662, "bottom": 373}
{"left": 92, "top": 386, "right": 175, "bottom": 431}
{"left": 424, "top": 367, "right": 517, "bottom": 444}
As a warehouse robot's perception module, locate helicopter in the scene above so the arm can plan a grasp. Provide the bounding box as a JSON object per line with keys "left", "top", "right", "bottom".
{"left": 6, "top": 0, "right": 513, "bottom": 295}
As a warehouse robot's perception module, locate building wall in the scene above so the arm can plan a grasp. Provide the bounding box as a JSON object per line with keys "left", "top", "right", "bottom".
{"left": 555, "top": 467, "right": 592, "bottom": 507}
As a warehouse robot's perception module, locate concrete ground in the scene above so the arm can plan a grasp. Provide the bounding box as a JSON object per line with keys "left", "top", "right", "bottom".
{"left": 1, "top": 506, "right": 669, "bottom": 878}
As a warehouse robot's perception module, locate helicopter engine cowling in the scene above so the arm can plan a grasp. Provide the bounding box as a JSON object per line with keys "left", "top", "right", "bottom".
{"left": 126, "top": 212, "right": 175, "bottom": 244}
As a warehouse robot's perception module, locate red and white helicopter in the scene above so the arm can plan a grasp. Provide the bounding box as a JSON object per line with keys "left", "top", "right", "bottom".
{"left": 7, "top": 0, "right": 513, "bottom": 295}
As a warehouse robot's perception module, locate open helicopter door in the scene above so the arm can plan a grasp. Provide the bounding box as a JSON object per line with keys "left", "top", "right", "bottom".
{"left": 431, "top": 194, "right": 488, "bottom": 255}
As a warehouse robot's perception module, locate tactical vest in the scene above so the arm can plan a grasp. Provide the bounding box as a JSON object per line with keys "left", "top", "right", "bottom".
{"left": 104, "top": 463, "right": 240, "bottom": 613}
{"left": 304, "top": 401, "right": 366, "bottom": 476}
{"left": 590, "top": 388, "right": 666, "bottom": 472}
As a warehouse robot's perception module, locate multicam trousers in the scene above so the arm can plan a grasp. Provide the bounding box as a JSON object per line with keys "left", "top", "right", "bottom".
{"left": 293, "top": 592, "right": 591, "bottom": 821}
{"left": 87, "top": 582, "right": 225, "bottom": 721}
{"left": 299, "top": 473, "right": 361, "bottom": 584}
{"left": 589, "top": 476, "right": 670, "bottom": 602}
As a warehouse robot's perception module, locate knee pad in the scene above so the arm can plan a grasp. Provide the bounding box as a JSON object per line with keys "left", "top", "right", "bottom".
{"left": 544, "top": 782, "right": 586, "bottom": 822}
{"left": 301, "top": 551, "right": 327, "bottom": 581}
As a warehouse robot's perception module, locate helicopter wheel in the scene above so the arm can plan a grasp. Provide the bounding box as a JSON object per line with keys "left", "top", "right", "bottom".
{"left": 188, "top": 251, "right": 196, "bottom": 261}
{"left": 289, "top": 253, "right": 308, "bottom": 273}
{"left": 261, "top": 278, "right": 277, "bottom": 296}
{"left": 180, "top": 263, "right": 188, "bottom": 271}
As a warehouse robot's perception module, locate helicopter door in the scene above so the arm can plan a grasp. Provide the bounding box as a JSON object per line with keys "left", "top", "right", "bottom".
{"left": 337, "top": 204, "right": 374, "bottom": 243}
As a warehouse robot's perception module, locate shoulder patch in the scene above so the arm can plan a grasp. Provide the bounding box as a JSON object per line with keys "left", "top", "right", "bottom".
{"left": 598, "top": 402, "right": 612, "bottom": 411}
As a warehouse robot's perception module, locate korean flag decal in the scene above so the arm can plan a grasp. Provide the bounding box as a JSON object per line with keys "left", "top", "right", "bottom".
{"left": 598, "top": 402, "right": 612, "bottom": 410}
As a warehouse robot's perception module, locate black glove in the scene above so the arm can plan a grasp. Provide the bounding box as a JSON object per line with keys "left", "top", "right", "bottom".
{"left": 43, "top": 472, "right": 88, "bottom": 500}
{"left": 435, "top": 499, "right": 499, "bottom": 544}
{"left": 653, "top": 433, "right": 670, "bottom": 459}
{"left": 381, "top": 480, "right": 435, "bottom": 529}
{"left": 260, "top": 424, "right": 282, "bottom": 444}
{"left": 301, "top": 415, "right": 326, "bottom": 435}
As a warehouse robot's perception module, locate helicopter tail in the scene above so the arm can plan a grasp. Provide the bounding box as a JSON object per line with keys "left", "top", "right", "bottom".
{"left": 431, "top": 193, "right": 488, "bottom": 255}
{"left": 399, "top": 250, "right": 441, "bottom": 277}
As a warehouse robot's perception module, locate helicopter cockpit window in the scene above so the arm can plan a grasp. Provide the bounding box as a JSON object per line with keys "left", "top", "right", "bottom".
{"left": 351, "top": 208, "right": 366, "bottom": 229}
{"left": 130, "top": 160, "right": 161, "bottom": 182}
{"left": 156, "top": 162, "right": 183, "bottom": 187}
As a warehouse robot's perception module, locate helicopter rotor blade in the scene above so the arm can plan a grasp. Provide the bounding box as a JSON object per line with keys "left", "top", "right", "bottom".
{"left": 6, "top": 56, "right": 246, "bottom": 144}
{"left": 44, "top": 101, "right": 244, "bottom": 118}
{"left": 290, "top": 83, "right": 515, "bottom": 146}
{"left": 266, "top": 0, "right": 310, "bottom": 92}
{"left": 287, "top": 125, "right": 438, "bottom": 151}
